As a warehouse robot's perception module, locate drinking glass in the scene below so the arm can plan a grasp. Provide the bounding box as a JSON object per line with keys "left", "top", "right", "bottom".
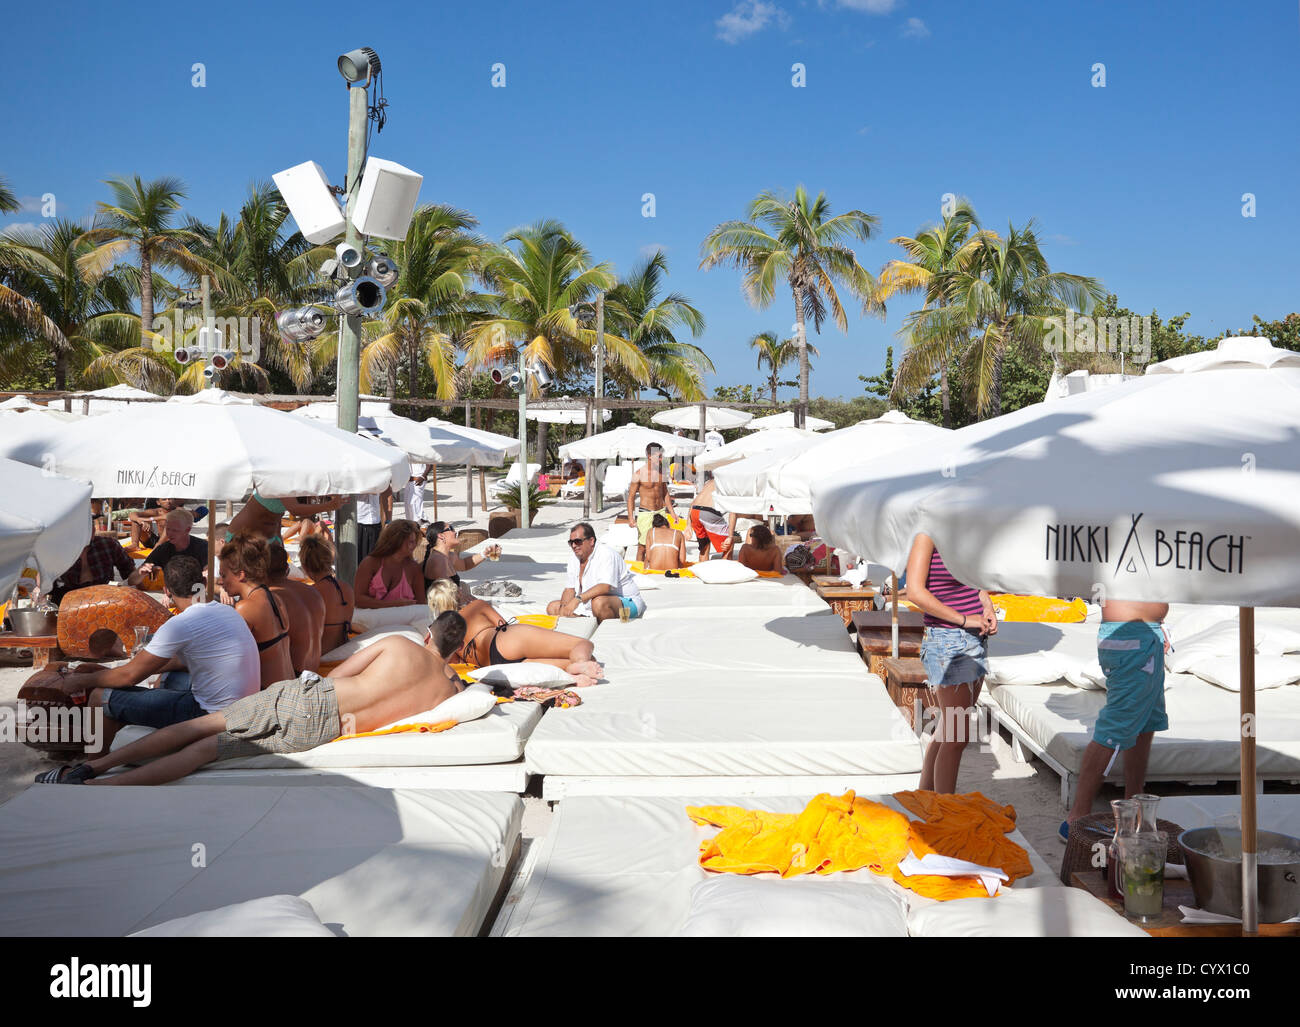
{"left": 132, "top": 625, "right": 150, "bottom": 653}
{"left": 1118, "top": 831, "right": 1167, "bottom": 923}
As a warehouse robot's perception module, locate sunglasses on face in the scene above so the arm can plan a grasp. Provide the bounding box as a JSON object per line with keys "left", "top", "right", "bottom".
{"left": 568, "top": 537, "right": 591, "bottom": 548}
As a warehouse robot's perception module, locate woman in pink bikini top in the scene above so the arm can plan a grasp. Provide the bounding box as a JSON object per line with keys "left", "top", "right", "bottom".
{"left": 353, "top": 519, "right": 424, "bottom": 608}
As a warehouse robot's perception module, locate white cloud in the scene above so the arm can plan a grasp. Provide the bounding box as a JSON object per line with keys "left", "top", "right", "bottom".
{"left": 0, "top": 221, "right": 42, "bottom": 237}
{"left": 1047, "top": 233, "right": 1078, "bottom": 246}
{"left": 16, "top": 195, "right": 46, "bottom": 213}
{"left": 716, "top": 1, "right": 787, "bottom": 44}
{"left": 901, "top": 17, "right": 930, "bottom": 38}
{"left": 639, "top": 243, "right": 669, "bottom": 258}
{"left": 835, "top": 0, "right": 898, "bottom": 13}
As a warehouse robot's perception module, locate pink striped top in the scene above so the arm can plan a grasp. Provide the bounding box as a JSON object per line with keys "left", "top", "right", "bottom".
{"left": 923, "top": 549, "right": 984, "bottom": 629}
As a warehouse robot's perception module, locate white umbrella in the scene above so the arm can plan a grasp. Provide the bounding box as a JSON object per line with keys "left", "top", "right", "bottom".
{"left": 696, "top": 426, "right": 821, "bottom": 472}
{"left": 0, "top": 458, "right": 92, "bottom": 599}
{"left": 812, "top": 336, "right": 1300, "bottom": 933}
{"left": 420, "top": 417, "right": 521, "bottom": 464}
{"left": 294, "top": 400, "right": 473, "bottom": 463}
{"left": 0, "top": 396, "right": 40, "bottom": 411}
{"left": 51, "top": 383, "right": 165, "bottom": 415}
{"left": 744, "top": 410, "right": 835, "bottom": 432}
{"left": 714, "top": 410, "right": 951, "bottom": 516}
{"left": 558, "top": 423, "right": 705, "bottom": 461}
{"left": 166, "top": 390, "right": 262, "bottom": 406}
{"left": 651, "top": 405, "right": 753, "bottom": 431}
{"left": 526, "top": 401, "right": 612, "bottom": 425}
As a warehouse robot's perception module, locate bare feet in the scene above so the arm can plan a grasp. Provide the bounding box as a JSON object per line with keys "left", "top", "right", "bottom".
{"left": 572, "top": 674, "right": 599, "bottom": 688}
{"left": 566, "top": 660, "right": 603, "bottom": 679}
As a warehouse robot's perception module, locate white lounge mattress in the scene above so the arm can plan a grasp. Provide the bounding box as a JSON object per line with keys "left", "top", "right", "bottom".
{"left": 496, "top": 794, "right": 1064, "bottom": 937}
{"left": 113, "top": 701, "right": 543, "bottom": 771}
{"left": 987, "top": 676, "right": 1300, "bottom": 778}
{"left": 526, "top": 670, "right": 922, "bottom": 778}
{"left": 0, "top": 786, "right": 521, "bottom": 936}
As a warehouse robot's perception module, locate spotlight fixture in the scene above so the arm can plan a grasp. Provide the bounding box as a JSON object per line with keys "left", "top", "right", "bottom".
{"left": 569, "top": 302, "right": 597, "bottom": 326}
{"left": 366, "top": 255, "right": 399, "bottom": 288}
{"left": 334, "top": 277, "right": 386, "bottom": 316}
{"left": 276, "top": 307, "right": 328, "bottom": 343}
{"left": 335, "top": 241, "right": 363, "bottom": 269}
{"left": 490, "top": 368, "right": 523, "bottom": 390}
{"left": 173, "top": 347, "right": 193, "bottom": 365}
{"left": 529, "top": 363, "right": 553, "bottom": 389}
{"left": 210, "top": 350, "right": 234, "bottom": 372}
{"left": 338, "top": 47, "right": 381, "bottom": 85}
{"left": 202, "top": 365, "right": 216, "bottom": 381}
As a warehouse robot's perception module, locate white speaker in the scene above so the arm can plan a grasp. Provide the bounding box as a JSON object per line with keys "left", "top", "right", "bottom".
{"left": 272, "top": 161, "right": 346, "bottom": 244}
{"left": 353, "top": 157, "right": 422, "bottom": 240}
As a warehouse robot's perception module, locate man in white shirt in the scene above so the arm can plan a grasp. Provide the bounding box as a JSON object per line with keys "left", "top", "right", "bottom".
{"left": 356, "top": 492, "right": 383, "bottom": 562}
{"left": 56, "top": 556, "right": 261, "bottom": 753}
{"left": 404, "top": 466, "right": 428, "bottom": 524}
{"left": 704, "top": 427, "right": 725, "bottom": 451}
{"left": 547, "top": 521, "right": 646, "bottom": 621}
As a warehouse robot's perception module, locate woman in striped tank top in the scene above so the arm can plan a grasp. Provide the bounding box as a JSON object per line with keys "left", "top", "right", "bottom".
{"left": 906, "top": 532, "right": 997, "bottom": 793}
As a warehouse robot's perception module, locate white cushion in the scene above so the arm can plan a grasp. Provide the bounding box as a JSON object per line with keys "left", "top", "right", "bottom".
{"left": 1257, "top": 625, "right": 1300, "bottom": 656}
{"left": 320, "top": 626, "right": 423, "bottom": 663}
{"left": 603, "top": 524, "right": 639, "bottom": 550}
{"left": 985, "top": 651, "right": 1069, "bottom": 686}
{"left": 552, "top": 616, "right": 598, "bottom": 640}
{"left": 679, "top": 876, "right": 908, "bottom": 937}
{"left": 349, "top": 604, "right": 429, "bottom": 633}
{"left": 381, "top": 682, "right": 497, "bottom": 729}
{"left": 1166, "top": 622, "right": 1240, "bottom": 673}
{"left": 1063, "top": 659, "right": 1108, "bottom": 690}
{"left": 467, "top": 662, "right": 577, "bottom": 688}
{"left": 130, "top": 895, "right": 335, "bottom": 937}
{"left": 906, "top": 886, "right": 1147, "bottom": 937}
{"left": 632, "top": 574, "right": 661, "bottom": 591}
{"left": 1189, "top": 655, "right": 1300, "bottom": 692}
{"left": 691, "top": 560, "right": 759, "bottom": 585}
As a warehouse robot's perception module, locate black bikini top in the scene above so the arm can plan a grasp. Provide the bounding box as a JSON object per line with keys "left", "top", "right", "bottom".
{"left": 254, "top": 584, "right": 290, "bottom": 652}
{"left": 320, "top": 574, "right": 352, "bottom": 633}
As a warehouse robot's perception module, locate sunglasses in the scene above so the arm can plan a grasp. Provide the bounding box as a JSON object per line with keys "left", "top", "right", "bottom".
{"left": 568, "top": 537, "right": 592, "bottom": 548}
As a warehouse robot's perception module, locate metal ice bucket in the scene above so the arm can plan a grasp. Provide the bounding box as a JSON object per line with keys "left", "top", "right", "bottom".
{"left": 1179, "top": 827, "right": 1300, "bottom": 923}
{"left": 6, "top": 608, "right": 58, "bottom": 636}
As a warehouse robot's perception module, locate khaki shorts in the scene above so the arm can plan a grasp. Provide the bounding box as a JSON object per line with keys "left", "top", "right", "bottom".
{"left": 215, "top": 672, "right": 342, "bottom": 762}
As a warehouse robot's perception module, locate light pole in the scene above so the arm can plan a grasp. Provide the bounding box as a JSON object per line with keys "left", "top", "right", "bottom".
{"left": 516, "top": 350, "right": 529, "bottom": 530}
{"left": 570, "top": 292, "right": 605, "bottom": 517}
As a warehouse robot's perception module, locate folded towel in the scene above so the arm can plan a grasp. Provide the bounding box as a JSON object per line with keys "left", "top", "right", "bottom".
{"left": 1178, "top": 904, "right": 1300, "bottom": 925}
{"left": 897, "top": 852, "right": 1008, "bottom": 897}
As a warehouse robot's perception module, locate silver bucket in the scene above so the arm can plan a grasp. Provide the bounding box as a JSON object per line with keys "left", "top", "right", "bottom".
{"left": 1179, "top": 827, "right": 1300, "bottom": 923}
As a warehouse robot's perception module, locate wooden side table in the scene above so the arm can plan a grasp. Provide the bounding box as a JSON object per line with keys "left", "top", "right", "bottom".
{"left": 880, "top": 656, "right": 936, "bottom": 730}
{"left": 1069, "top": 872, "right": 1300, "bottom": 937}
{"left": 853, "top": 609, "right": 926, "bottom": 676}
{"left": 814, "top": 581, "right": 878, "bottom": 629}
{"left": 0, "top": 634, "right": 62, "bottom": 669}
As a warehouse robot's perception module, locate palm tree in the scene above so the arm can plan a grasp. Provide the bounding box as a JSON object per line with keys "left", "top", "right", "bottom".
{"left": 0, "top": 219, "right": 167, "bottom": 391}
{"left": 466, "top": 220, "right": 649, "bottom": 386}
{"left": 873, "top": 199, "right": 987, "bottom": 428}
{"left": 0, "top": 177, "right": 18, "bottom": 214}
{"left": 79, "top": 176, "right": 212, "bottom": 340}
{"left": 904, "top": 221, "right": 1105, "bottom": 416}
{"left": 748, "top": 330, "right": 818, "bottom": 404}
{"left": 352, "top": 204, "right": 489, "bottom": 401}
{"left": 605, "top": 250, "right": 711, "bottom": 400}
{"left": 700, "top": 185, "right": 879, "bottom": 411}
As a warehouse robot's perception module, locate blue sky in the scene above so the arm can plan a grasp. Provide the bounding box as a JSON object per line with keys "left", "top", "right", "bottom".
{"left": 4, "top": 0, "right": 1298, "bottom": 398}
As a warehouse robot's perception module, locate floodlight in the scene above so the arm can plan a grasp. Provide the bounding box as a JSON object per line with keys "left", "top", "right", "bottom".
{"left": 174, "top": 347, "right": 192, "bottom": 365}
{"left": 529, "top": 363, "right": 553, "bottom": 389}
{"left": 335, "top": 276, "right": 386, "bottom": 316}
{"left": 210, "top": 351, "right": 234, "bottom": 371}
{"left": 335, "top": 241, "right": 363, "bottom": 269}
{"left": 318, "top": 258, "right": 341, "bottom": 282}
{"left": 202, "top": 365, "right": 215, "bottom": 381}
{"left": 272, "top": 161, "right": 345, "bottom": 244}
{"left": 367, "top": 255, "right": 399, "bottom": 287}
{"left": 353, "top": 157, "right": 422, "bottom": 240}
{"left": 276, "top": 307, "right": 327, "bottom": 343}
{"left": 490, "top": 368, "right": 523, "bottom": 390}
{"left": 569, "top": 302, "right": 596, "bottom": 326}
{"left": 338, "top": 47, "right": 380, "bottom": 84}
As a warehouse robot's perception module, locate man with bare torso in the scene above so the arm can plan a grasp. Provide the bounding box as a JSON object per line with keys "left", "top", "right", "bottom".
{"left": 628, "top": 443, "right": 677, "bottom": 562}
{"left": 1062, "top": 598, "right": 1171, "bottom": 837}
{"left": 226, "top": 493, "right": 344, "bottom": 544}
{"left": 35, "top": 626, "right": 468, "bottom": 786}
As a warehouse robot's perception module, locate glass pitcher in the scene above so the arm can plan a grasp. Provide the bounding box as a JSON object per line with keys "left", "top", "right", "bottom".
{"left": 1108, "top": 799, "right": 1140, "bottom": 901}
{"left": 1133, "top": 793, "right": 1161, "bottom": 835}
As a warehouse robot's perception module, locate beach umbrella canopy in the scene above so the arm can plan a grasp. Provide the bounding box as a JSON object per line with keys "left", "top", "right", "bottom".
{"left": 651, "top": 405, "right": 753, "bottom": 431}
{"left": 50, "top": 383, "right": 165, "bottom": 415}
{"left": 812, "top": 336, "right": 1300, "bottom": 933}
{"left": 167, "top": 389, "right": 262, "bottom": 406}
{"left": 696, "top": 426, "right": 821, "bottom": 472}
{"left": 714, "top": 410, "right": 951, "bottom": 516}
{"left": 0, "top": 401, "right": 409, "bottom": 500}
{"left": 0, "top": 396, "right": 41, "bottom": 411}
{"left": 525, "top": 400, "right": 612, "bottom": 425}
{"left": 559, "top": 423, "right": 705, "bottom": 461}
{"left": 744, "top": 410, "right": 835, "bottom": 432}
{"left": 420, "top": 418, "right": 521, "bottom": 466}
{"left": 0, "top": 458, "right": 92, "bottom": 598}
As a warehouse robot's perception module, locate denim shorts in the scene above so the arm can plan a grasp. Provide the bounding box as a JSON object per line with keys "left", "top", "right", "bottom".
{"left": 920, "top": 626, "right": 988, "bottom": 688}
{"left": 104, "top": 682, "right": 206, "bottom": 728}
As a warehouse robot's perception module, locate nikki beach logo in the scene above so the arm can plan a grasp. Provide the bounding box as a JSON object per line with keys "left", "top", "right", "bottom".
{"left": 1046, "top": 514, "right": 1247, "bottom": 575}
{"left": 116, "top": 467, "right": 198, "bottom": 489}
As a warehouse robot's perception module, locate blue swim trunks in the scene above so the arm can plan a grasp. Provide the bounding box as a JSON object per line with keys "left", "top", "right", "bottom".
{"left": 1093, "top": 621, "right": 1168, "bottom": 752}
{"left": 618, "top": 595, "right": 646, "bottom": 620}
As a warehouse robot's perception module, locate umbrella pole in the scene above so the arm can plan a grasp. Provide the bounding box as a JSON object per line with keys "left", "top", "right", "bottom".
{"left": 1239, "top": 606, "right": 1258, "bottom": 935}
{"left": 479, "top": 468, "right": 487, "bottom": 509}
{"left": 206, "top": 500, "right": 217, "bottom": 603}
{"left": 891, "top": 571, "right": 899, "bottom": 658}
{"left": 432, "top": 465, "right": 439, "bottom": 521}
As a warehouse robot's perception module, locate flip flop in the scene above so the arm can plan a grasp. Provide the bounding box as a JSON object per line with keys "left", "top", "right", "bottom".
{"left": 34, "top": 763, "right": 97, "bottom": 785}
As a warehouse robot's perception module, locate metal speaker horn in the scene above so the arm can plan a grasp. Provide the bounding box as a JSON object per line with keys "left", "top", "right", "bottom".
{"left": 335, "top": 241, "right": 364, "bottom": 269}
{"left": 366, "top": 255, "right": 399, "bottom": 287}
{"left": 529, "top": 363, "right": 553, "bottom": 389}
{"left": 276, "top": 307, "right": 327, "bottom": 343}
{"left": 335, "top": 276, "right": 386, "bottom": 316}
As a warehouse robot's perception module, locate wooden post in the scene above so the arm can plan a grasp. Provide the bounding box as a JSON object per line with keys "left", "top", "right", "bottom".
{"left": 890, "top": 571, "right": 900, "bottom": 658}
{"left": 479, "top": 468, "right": 487, "bottom": 510}
{"left": 206, "top": 501, "right": 217, "bottom": 602}
{"left": 1239, "top": 606, "right": 1258, "bottom": 935}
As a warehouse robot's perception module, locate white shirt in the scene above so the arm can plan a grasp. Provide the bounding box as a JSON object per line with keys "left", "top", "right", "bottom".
{"left": 566, "top": 541, "right": 642, "bottom": 603}
{"left": 356, "top": 492, "right": 381, "bottom": 524}
{"left": 145, "top": 602, "right": 261, "bottom": 712}
{"left": 704, "top": 429, "right": 725, "bottom": 451}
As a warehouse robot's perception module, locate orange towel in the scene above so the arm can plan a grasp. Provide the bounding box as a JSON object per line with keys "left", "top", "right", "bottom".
{"left": 688, "top": 790, "right": 1027, "bottom": 901}
{"left": 755, "top": 570, "right": 784, "bottom": 578}
{"left": 893, "top": 790, "right": 1033, "bottom": 885}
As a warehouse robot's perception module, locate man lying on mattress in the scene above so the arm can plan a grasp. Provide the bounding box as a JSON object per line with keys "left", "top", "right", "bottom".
{"left": 34, "top": 615, "right": 470, "bottom": 786}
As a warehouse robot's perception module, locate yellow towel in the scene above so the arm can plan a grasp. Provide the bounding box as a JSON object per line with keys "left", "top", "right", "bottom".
{"left": 990, "top": 594, "right": 1087, "bottom": 622}
{"left": 515, "top": 613, "right": 559, "bottom": 629}
{"left": 626, "top": 560, "right": 696, "bottom": 578}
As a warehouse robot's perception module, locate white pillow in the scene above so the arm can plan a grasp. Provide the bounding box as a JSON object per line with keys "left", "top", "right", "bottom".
{"left": 131, "top": 895, "right": 335, "bottom": 937}
{"left": 1257, "top": 625, "right": 1300, "bottom": 657}
{"left": 552, "top": 616, "right": 599, "bottom": 640}
{"left": 1166, "top": 622, "right": 1240, "bottom": 673}
{"left": 380, "top": 682, "right": 497, "bottom": 729}
{"left": 1189, "top": 655, "right": 1300, "bottom": 692}
{"left": 320, "top": 626, "right": 423, "bottom": 663}
{"left": 602, "top": 524, "right": 639, "bottom": 553}
{"left": 679, "top": 876, "right": 908, "bottom": 937}
{"left": 691, "top": 560, "right": 759, "bottom": 585}
{"left": 985, "top": 652, "right": 1069, "bottom": 686}
{"left": 349, "top": 604, "right": 428, "bottom": 633}
{"left": 906, "top": 886, "right": 1147, "bottom": 938}
{"left": 1164, "top": 604, "right": 1238, "bottom": 639}
{"left": 632, "top": 574, "right": 661, "bottom": 591}
{"left": 467, "top": 662, "right": 576, "bottom": 688}
{"left": 1063, "top": 659, "right": 1108, "bottom": 691}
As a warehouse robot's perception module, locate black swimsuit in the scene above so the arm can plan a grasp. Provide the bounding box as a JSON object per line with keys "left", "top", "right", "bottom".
{"left": 464, "top": 620, "right": 524, "bottom": 667}
{"left": 254, "top": 584, "right": 290, "bottom": 652}
{"left": 320, "top": 574, "right": 353, "bottom": 636}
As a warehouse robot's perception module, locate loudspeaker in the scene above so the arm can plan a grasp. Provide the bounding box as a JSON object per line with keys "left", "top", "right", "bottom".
{"left": 335, "top": 276, "right": 386, "bottom": 316}
{"left": 353, "top": 157, "right": 422, "bottom": 240}
{"left": 272, "top": 161, "right": 345, "bottom": 244}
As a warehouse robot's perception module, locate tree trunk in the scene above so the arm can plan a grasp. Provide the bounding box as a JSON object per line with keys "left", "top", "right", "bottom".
{"left": 386, "top": 360, "right": 397, "bottom": 401}
{"left": 770, "top": 369, "right": 778, "bottom": 405}
{"left": 139, "top": 247, "right": 153, "bottom": 339}
{"left": 939, "top": 360, "right": 951, "bottom": 429}
{"left": 989, "top": 331, "right": 1005, "bottom": 418}
{"left": 793, "top": 288, "right": 808, "bottom": 425}
{"left": 538, "top": 419, "right": 548, "bottom": 472}
{"left": 408, "top": 336, "right": 419, "bottom": 400}
{"left": 54, "top": 350, "right": 67, "bottom": 391}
